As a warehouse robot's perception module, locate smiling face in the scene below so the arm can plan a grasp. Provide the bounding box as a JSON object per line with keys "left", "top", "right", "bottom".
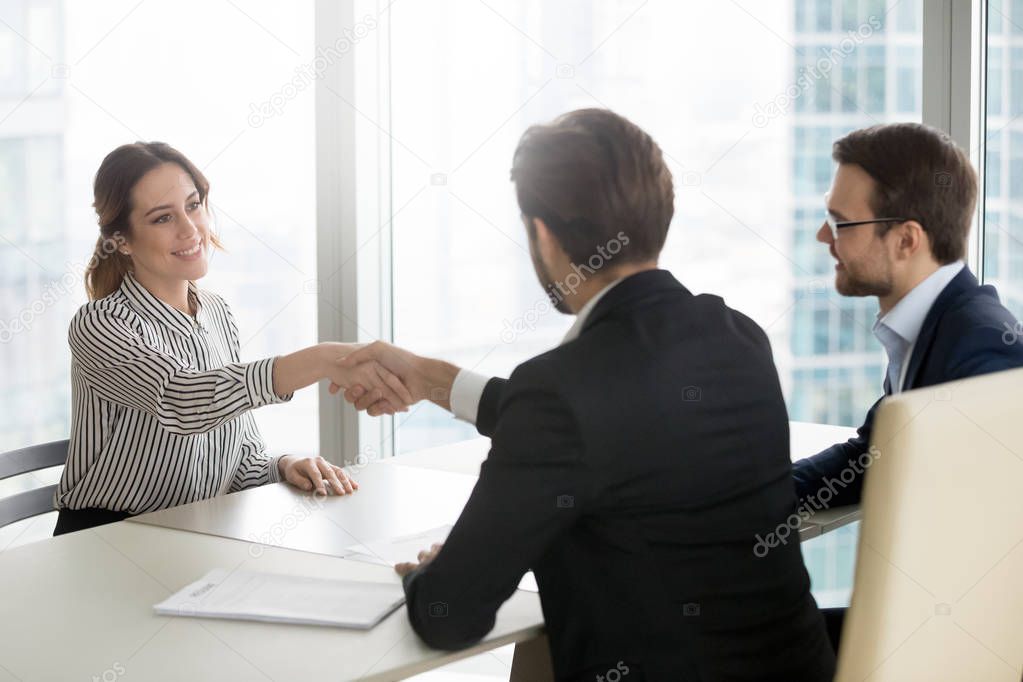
{"left": 121, "top": 162, "right": 211, "bottom": 288}
{"left": 818, "top": 162, "right": 896, "bottom": 299}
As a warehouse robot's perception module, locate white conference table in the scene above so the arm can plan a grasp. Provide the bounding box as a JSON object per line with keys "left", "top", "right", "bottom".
{"left": 0, "top": 420, "right": 858, "bottom": 681}
{"left": 0, "top": 520, "right": 545, "bottom": 682}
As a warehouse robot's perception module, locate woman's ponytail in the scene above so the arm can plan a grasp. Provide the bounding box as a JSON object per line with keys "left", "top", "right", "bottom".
{"left": 83, "top": 231, "right": 132, "bottom": 300}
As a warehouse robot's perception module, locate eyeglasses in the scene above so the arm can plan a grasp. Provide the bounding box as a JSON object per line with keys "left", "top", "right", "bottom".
{"left": 823, "top": 194, "right": 907, "bottom": 240}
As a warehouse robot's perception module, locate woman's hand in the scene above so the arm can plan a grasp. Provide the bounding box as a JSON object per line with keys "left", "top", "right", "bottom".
{"left": 277, "top": 455, "right": 359, "bottom": 496}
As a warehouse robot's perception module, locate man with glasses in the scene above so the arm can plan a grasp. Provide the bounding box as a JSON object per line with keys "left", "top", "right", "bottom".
{"left": 791, "top": 122, "right": 1023, "bottom": 651}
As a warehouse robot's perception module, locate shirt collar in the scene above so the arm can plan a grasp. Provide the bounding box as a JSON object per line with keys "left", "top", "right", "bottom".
{"left": 875, "top": 261, "right": 965, "bottom": 347}
{"left": 119, "top": 272, "right": 205, "bottom": 335}
{"left": 561, "top": 278, "right": 626, "bottom": 344}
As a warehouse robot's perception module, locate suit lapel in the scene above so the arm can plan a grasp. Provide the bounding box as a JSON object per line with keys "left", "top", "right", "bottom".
{"left": 902, "top": 266, "right": 978, "bottom": 389}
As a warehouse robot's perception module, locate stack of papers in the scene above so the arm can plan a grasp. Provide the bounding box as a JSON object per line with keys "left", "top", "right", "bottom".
{"left": 154, "top": 568, "right": 405, "bottom": 629}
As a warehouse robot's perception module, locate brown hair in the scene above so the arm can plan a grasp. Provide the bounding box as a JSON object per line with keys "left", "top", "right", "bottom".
{"left": 85, "top": 141, "right": 223, "bottom": 300}
{"left": 510, "top": 108, "right": 674, "bottom": 265}
{"left": 832, "top": 123, "right": 976, "bottom": 263}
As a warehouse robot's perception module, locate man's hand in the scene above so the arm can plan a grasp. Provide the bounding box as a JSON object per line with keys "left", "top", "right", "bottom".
{"left": 330, "top": 341, "right": 460, "bottom": 416}
{"left": 278, "top": 455, "right": 359, "bottom": 496}
{"left": 395, "top": 542, "right": 443, "bottom": 577}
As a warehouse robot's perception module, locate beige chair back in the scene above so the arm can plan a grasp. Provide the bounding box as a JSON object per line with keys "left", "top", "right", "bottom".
{"left": 836, "top": 367, "right": 1023, "bottom": 681}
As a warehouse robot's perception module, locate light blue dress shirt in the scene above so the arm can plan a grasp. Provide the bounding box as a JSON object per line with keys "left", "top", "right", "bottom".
{"left": 872, "top": 261, "right": 965, "bottom": 394}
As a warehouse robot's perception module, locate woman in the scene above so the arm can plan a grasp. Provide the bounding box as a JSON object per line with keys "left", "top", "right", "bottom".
{"left": 54, "top": 142, "right": 412, "bottom": 535}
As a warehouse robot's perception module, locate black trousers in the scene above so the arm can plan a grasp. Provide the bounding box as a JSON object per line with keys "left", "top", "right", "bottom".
{"left": 53, "top": 507, "right": 134, "bottom": 536}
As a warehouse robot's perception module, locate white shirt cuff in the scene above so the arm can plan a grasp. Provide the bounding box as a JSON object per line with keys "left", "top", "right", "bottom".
{"left": 449, "top": 370, "right": 491, "bottom": 425}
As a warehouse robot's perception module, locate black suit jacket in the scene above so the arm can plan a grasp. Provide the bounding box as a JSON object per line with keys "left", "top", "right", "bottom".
{"left": 403, "top": 270, "right": 835, "bottom": 681}
{"left": 793, "top": 267, "right": 1023, "bottom": 506}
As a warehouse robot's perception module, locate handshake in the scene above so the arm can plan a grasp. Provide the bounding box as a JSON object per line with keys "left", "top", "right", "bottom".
{"left": 327, "top": 341, "right": 460, "bottom": 417}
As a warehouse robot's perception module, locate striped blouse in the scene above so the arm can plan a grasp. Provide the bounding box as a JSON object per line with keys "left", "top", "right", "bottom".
{"left": 56, "top": 272, "right": 292, "bottom": 514}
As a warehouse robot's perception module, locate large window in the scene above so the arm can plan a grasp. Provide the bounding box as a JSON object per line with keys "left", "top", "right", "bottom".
{"left": 0, "top": 1, "right": 319, "bottom": 455}
{"left": 6, "top": 3, "right": 1015, "bottom": 472}
{"left": 387, "top": 0, "right": 923, "bottom": 452}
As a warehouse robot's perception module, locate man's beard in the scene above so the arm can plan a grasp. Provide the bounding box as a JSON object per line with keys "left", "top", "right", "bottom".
{"left": 835, "top": 258, "right": 894, "bottom": 299}
{"left": 529, "top": 236, "right": 573, "bottom": 314}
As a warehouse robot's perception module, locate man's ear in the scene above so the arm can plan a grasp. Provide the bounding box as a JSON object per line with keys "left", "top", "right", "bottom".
{"left": 891, "top": 220, "right": 929, "bottom": 261}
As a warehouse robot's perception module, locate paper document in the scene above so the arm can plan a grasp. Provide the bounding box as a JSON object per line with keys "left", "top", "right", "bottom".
{"left": 342, "top": 525, "right": 539, "bottom": 593}
{"left": 154, "top": 568, "right": 405, "bottom": 629}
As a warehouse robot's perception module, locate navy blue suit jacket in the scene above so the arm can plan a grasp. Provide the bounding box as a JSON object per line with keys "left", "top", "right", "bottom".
{"left": 792, "top": 267, "right": 1023, "bottom": 507}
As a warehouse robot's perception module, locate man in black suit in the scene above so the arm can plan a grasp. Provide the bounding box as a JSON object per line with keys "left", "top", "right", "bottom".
{"left": 340, "top": 109, "right": 835, "bottom": 681}
{"left": 791, "top": 122, "right": 1023, "bottom": 649}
